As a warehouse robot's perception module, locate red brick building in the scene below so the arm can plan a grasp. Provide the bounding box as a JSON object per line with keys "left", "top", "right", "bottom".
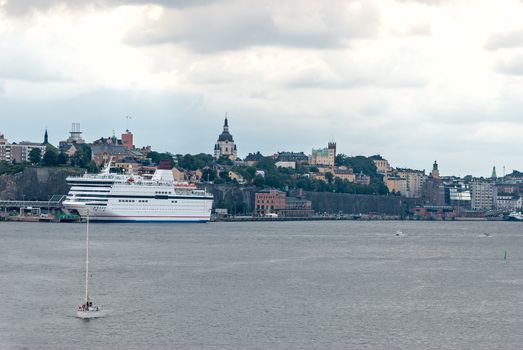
{"left": 121, "top": 130, "right": 134, "bottom": 150}
{"left": 255, "top": 190, "right": 286, "bottom": 215}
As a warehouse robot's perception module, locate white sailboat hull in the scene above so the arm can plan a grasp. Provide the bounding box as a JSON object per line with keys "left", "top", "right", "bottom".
{"left": 76, "top": 309, "right": 104, "bottom": 319}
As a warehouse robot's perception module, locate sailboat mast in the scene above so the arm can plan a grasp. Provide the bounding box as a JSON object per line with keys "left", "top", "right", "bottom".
{"left": 85, "top": 213, "right": 89, "bottom": 305}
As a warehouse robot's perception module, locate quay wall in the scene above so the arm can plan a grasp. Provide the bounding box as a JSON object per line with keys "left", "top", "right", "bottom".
{"left": 207, "top": 185, "right": 419, "bottom": 216}
{"left": 305, "top": 192, "right": 419, "bottom": 216}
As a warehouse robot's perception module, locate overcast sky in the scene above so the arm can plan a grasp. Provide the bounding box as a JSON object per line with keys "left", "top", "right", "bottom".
{"left": 1, "top": 0, "right": 523, "bottom": 176}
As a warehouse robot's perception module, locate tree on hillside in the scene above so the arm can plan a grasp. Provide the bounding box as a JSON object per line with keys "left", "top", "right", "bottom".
{"left": 28, "top": 148, "right": 42, "bottom": 164}
{"left": 70, "top": 144, "right": 92, "bottom": 168}
{"left": 256, "top": 157, "right": 276, "bottom": 173}
{"left": 42, "top": 148, "right": 58, "bottom": 166}
{"left": 325, "top": 172, "right": 334, "bottom": 184}
{"left": 177, "top": 153, "right": 214, "bottom": 170}
{"left": 253, "top": 174, "right": 265, "bottom": 187}
{"left": 201, "top": 168, "right": 217, "bottom": 182}
{"left": 57, "top": 152, "right": 69, "bottom": 165}
{"left": 148, "top": 151, "right": 175, "bottom": 168}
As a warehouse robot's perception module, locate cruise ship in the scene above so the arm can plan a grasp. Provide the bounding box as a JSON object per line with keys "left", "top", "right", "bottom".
{"left": 62, "top": 161, "right": 213, "bottom": 222}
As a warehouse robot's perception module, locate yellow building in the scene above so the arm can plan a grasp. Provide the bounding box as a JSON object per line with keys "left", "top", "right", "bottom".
{"left": 309, "top": 142, "right": 336, "bottom": 166}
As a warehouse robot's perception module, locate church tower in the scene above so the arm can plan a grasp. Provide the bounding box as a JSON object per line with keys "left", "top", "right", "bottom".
{"left": 43, "top": 129, "right": 49, "bottom": 145}
{"left": 214, "top": 117, "right": 237, "bottom": 160}
{"left": 431, "top": 160, "right": 440, "bottom": 179}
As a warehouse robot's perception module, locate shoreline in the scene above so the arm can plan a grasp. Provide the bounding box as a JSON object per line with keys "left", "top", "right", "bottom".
{"left": 0, "top": 215, "right": 509, "bottom": 223}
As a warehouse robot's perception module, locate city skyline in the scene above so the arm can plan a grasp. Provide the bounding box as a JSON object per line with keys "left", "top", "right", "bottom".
{"left": 1, "top": 0, "right": 523, "bottom": 176}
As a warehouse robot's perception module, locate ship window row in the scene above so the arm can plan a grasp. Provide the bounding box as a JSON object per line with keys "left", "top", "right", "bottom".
{"left": 155, "top": 191, "right": 172, "bottom": 195}
{"left": 119, "top": 199, "right": 149, "bottom": 203}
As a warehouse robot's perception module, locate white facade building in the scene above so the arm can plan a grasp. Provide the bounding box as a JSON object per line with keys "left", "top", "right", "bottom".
{"left": 275, "top": 161, "right": 296, "bottom": 169}
{"left": 396, "top": 168, "right": 426, "bottom": 198}
{"left": 0, "top": 133, "right": 11, "bottom": 162}
{"left": 470, "top": 180, "right": 493, "bottom": 211}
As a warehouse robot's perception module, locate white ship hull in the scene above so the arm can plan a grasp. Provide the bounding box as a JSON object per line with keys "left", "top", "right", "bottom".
{"left": 63, "top": 166, "right": 213, "bottom": 223}
{"left": 76, "top": 309, "right": 104, "bottom": 319}
{"left": 63, "top": 200, "right": 212, "bottom": 222}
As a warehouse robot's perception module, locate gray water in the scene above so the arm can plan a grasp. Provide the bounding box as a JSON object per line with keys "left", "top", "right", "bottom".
{"left": 1, "top": 221, "right": 522, "bottom": 349}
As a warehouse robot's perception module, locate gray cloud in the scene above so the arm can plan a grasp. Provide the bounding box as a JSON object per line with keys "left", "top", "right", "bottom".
{"left": 0, "top": 40, "right": 64, "bottom": 82}
{"left": 395, "top": 0, "right": 448, "bottom": 5}
{"left": 485, "top": 29, "right": 523, "bottom": 50}
{"left": 125, "top": 1, "right": 380, "bottom": 52}
{"left": 495, "top": 55, "right": 523, "bottom": 76}
{"left": 1, "top": 0, "right": 218, "bottom": 16}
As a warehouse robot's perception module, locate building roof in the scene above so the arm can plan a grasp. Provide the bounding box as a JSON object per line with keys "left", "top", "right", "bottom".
{"left": 218, "top": 131, "right": 234, "bottom": 142}
{"left": 369, "top": 154, "right": 385, "bottom": 161}
{"left": 277, "top": 151, "right": 308, "bottom": 161}
{"left": 217, "top": 117, "right": 234, "bottom": 142}
{"left": 245, "top": 151, "right": 264, "bottom": 161}
{"left": 91, "top": 143, "right": 128, "bottom": 155}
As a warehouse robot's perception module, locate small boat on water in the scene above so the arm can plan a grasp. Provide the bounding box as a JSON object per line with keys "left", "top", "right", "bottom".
{"left": 76, "top": 214, "right": 104, "bottom": 319}
{"left": 395, "top": 230, "right": 404, "bottom": 236}
{"left": 507, "top": 211, "right": 523, "bottom": 221}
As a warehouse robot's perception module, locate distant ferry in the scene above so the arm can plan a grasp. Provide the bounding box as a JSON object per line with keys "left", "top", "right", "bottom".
{"left": 507, "top": 211, "right": 523, "bottom": 221}
{"left": 62, "top": 161, "right": 213, "bottom": 222}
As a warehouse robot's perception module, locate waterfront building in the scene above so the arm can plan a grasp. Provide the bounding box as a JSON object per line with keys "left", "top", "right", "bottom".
{"left": 0, "top": 133, "right": 11, "bottom": 162}
{"left": 421, "top": 177, "right": 445, "bottom": 206}
{"left": 278, "top": 196, "right": 314, "bottom": 217}
{"left": 494, "top": 193, "right": 522, "bottom": 211}
{"left": 214, "top": 117, "right": 237, "bottom": 160}
{"left": 309, "top": 142, "right": 336, "bottom": 166}
{"left": 369, "top": 155, "right": 391, "bottom": 174}
{"left": 255, "top": 189, "right": 286, "bottom": 215}
{"left": 396, "top": 168, "right": 426, "bottom": 198}
{"left": 255, "top": 189, "right": 313, "bottom": 217}
{"left": 446, "top": 186, "right": 472, "bottom": 211}
{"left": 470, "top": 180, "right": 493, "bottom": 211}
{"left": 385, "top": 175, "right": 407, "bottom": 195}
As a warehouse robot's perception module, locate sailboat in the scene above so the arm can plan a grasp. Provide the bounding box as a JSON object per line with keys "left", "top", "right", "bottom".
{"left": 76, "top": 213, "right": 103, "bottom": 319}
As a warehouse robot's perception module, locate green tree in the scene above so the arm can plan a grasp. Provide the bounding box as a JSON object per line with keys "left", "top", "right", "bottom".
{"left": 87, "top": 160, "right": 99, "bottom": 173}
{"left": 201, "top": 168, "right": 217, "bottom": 182}
{"left": 70, "top": 144, "right": 92, "bottom": 168}
{"left": 28, "top": 148, "right": 42, "bottom": 164}
{"left": 325, "top": 172, "right": 334, "bottom": 184}
{"left": 256, "top": 157, "right": 276, "bottom": 173}
{"left": 57, "top": 152, "right": 69, "bottom": 165}
{"left": 216, "top": 156, "right": 233, "bottom": 166}
{"left": 148, "top": 151, "right": 175, "bottom": 167}
{"left": 219, "top": 170, "right": 231, "bottom": 182}
{"left": 253, "top": 174, "right": 265, "bottom": 187}
{"left": 0, "top": 160, "right": 26, "bottom": 175}
{"left": 42, "top": 148, "right": 58, "bottom": 166}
